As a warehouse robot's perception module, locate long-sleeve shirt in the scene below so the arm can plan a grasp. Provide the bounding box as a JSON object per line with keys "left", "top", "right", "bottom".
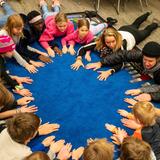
{"left": 61, "top": 29, "right": 94, "bottom": 46}
{"left": 0, "top": 129, "right": 55, "bottom": 160}
{"left": 0, "top": 56, "right": 18, "bottom": 89}
{"left": 39, "top": 16, "right": 74, "bottom": 49}
{"left": 0, "top": 29, "right": 28, "bottom": 67}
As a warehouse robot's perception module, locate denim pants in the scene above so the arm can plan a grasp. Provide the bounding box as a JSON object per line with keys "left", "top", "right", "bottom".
{"left": 41, "top": 4, "right": 60, "bottom": 20}
{"left": 0, "top": 3, "right": 15, "bottom": 27}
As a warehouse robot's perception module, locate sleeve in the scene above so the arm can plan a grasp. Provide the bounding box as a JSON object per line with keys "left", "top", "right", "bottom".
{"left": 61, "top": 32, "right": 75, "bottom": 46}
{"left": 0, "top": 58, "right": 18, "bottom": 89}
{"left": 12, "top": 50, "right": 28, "bottom": 67}
{"left": 153, "top": 70, "right": 160, "bottom": 85}
{"left": 100, "top": 49, "right": 142, "bottom": 67}
{"left": 150, "top": 92, "right": 160, "bottom": 102}
{"left": 140, "top": 85, "right": 160, "bottom": 93}
{"left": 77, "top": 42, "right": 96, "bottom": 57}
{"left": 47, "top": 148, "right": 56, "bottom": 160}
{"left": 111, "top": 63, "right": 124, "bottom": 72}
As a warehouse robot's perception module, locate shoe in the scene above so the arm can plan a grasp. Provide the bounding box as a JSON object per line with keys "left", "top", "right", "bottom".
{"left": 85, "top": 10, "right": 97, "bottom": 19}
{"left": 152, "top": 18, "right": 160, "bottom": 27}
{"left": 0, "top": 0, "right": 5, "bottom": 7}
{"left": 106, "top": 17, "right": 118, "bottom": 26}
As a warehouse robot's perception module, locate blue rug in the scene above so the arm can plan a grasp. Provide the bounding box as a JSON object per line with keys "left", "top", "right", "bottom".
{"left": 6, "top": 41, "right": 160, "bottom": 158}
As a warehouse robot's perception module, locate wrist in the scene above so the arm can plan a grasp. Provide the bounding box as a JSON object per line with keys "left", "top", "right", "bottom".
{"left": 76, "top": 56, "right": 82, "bottom": 61}
{"left": 15, "top": 85, "right": 24, "bottom": 91}
{"left": 16, "top": 108, "right": 21, "bottom": 114}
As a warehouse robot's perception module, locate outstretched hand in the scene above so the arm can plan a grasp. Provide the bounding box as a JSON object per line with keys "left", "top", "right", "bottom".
{"left": 38, "top": 122, "right": 60, "bottom": 135}
{"left": 72, "top": 147, "right": 84, "bottom": 160}
{"left": 85, "top": 62, "right": 102, "bottom": 71}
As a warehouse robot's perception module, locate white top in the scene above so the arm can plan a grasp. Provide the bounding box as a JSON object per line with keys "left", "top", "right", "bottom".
{"left": 0, "top": 129, "right": 32, "bottom": 160}
{"left": 118, "top": 30, "right": 136, "bottom": 51}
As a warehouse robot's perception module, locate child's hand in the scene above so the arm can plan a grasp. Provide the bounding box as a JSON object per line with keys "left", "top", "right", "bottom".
{"left": 117, "top": 109, "right": 130, "bottom": 118}
{"left": 97, "top": 70, "right": 112, "bottom": 81}
{"left": 57, "top": 143, "right": 72, "bottom": 160}
{"left": 25, "top": 64, "right": 38, "bottom": 73}
{"left": 50, "top": 140, "right": 65, "bottom": 153}
{"left": 14, "top": 88, "right": 32, "bottom": 97}
{"left": 105, "top": 123, "right": 118, "bottom": 134}
{"left": 53, "top": 46, "right": 62, "bottom": 55}
{"left": 42, "top": 136, "right": 55, "bottom": 147}
{"left": 20, "top": 105, "right": 38, "bottom": 113}
{"left": 124, "top": 98, "right": 137, "bottom": 107}
{"left": 72, "top": 147, "right": 84, "bottom": 160}
{"left": 121, "top": 118, "right": 142, "bottom": 129}
{"left": 110, "top": 135, "right": 121, "bottom": 145}
{"left": 17, "top": 96, "right": 34, "bottom": 106}
{"left": 38, "top": 122, "right": 60, "bottom": 135}
{"left": 71, "top": 59, "right": 84, "bottom": 71}
{"left": 47, "top": 47, "right": 55, "bottom": 57}
{"left": 13, "top": 76, "right": 33, "bottom": 84}
{"left": 68, "top": 46, "right": 76, "bottom": 55}
{"left": 30, "top": 60, "right": 45, "bottom": 68}
{"left": 38, "top": 55, "right": 53, "bottom": 63}
{"left": 134, "top": 93, "right": 152, "bottom": 102}
{"left": 85, "top": 52, "right": 91, "bottom": 62}
{"left": 39, "top": 51, "right": 49, "bottom": 57}
{"left": 62, "top": 46, "right": 68, "bottom": 54}
{"left": 85, "top": 62, "right": 102, "bottom": 71}
{"left": 125, "top": 89, "right": 141, "bottom": 96}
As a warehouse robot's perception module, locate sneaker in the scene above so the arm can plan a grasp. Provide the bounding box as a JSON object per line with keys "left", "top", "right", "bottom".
{"left": 106, "top": 17, "right": 118, "bottom": 26}
{"left": 152, "top": 18, "right": 160, "bottom": 27}
{"left": 0, "top": 0, "right": 5, "bottom": 7}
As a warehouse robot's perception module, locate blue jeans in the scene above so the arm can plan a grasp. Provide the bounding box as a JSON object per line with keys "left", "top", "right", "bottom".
{"left": 0, "top": 3, "right": 15, "bottom": 27}
{"left": 41, "top": 4, "right": 60, "bottom": 20}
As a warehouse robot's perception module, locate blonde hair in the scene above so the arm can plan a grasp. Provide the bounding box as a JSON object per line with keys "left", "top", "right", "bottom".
{"left": 120, "top": 137, "right": 152, "bottom": 160}
{"left": 55, "top": 12, "right": 68, "bottom": 23}
{"left": 83, "top": 138, "right": 114, "bottom": 160}
{"left": 0, "top": 83, "right": 15, "bottom": 109}
{"left": 95, "top": 27, "right": 122, "bottom": 52}
{"left": 77, "top": 19, "right": 90, "bottom": 30}
{"left": 4, "top": 14, "right": 24, "bottom": 38}
{"left": 133, "top": 102, "right": 156, "bottom": 127}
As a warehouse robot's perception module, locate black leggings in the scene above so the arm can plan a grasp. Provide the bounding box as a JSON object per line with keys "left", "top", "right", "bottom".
{"left": 119, "top": 12, "right": 158, "bottom": 44}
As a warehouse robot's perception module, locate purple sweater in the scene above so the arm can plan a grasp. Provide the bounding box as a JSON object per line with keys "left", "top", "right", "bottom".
{"left": 39, "top": 16, "right": 74, "bottom": 49}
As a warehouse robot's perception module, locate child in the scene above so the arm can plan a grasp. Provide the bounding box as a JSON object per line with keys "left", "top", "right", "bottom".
{"left": 0, "top": 35, "right": 32, "bottom": 97}
{"left": 106, "top": 101, "right": 160, "bottom": 159}
{"left": 0, "top": 14, "right": 43, "bottom": 73}
{"left": 0, "top": 83, "right": 37, "bottom": 120}
{"left": 39, "top": 12, "right": 74, "bottom": 57}
{"left": 0, "top": 112, "right": 61, "bottom": 159}
{"left": 83, "top": 138, "right": 114, "bottom": 160}
{"left": 120, "top": 137, "right": 156, "bottom": 160}
{"left": 24, "top": 151, "right": 51, "bottom": 160}
{"left": 62, "top": 18, "right": 94, "bottom": 60}
{"left": 39, "top": 0, "right": 61, "bottom": 20}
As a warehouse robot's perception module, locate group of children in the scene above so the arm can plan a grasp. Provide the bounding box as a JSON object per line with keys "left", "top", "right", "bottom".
{"left": 0, "top": 0, "right": 160, "bottom": 159}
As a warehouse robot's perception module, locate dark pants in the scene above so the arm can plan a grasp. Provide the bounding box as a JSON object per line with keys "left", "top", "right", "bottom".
{"left": 119, "top": 12, "right": 158, "bottom": 44}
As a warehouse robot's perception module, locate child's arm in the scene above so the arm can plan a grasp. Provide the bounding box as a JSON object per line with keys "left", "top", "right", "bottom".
{"left": 12, "top": 51, "right": 38, "bottom": 73}
{"left": 61, "top": 32, "right": 75, "bottom": 54}
{"left": 118, "top": 109, "right": 134, "bottom": 119}
{"left": 27, "top": 46, "right": 49, "bottom": 57}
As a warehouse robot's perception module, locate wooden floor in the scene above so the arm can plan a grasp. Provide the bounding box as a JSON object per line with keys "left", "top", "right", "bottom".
{"left": 1, "top": 0, "right": 160, "bottom": 49}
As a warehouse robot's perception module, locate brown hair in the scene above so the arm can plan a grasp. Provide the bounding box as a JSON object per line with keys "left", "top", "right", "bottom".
{"left": 4, "top": 14, "right": 24, "bottom": 38}
{"left": 0, "top": 82, "right": 15, "bottom": 109}
{"left": 133, "top": 102, "right": 156, "bottom": 127}
{"left": 95, "top": 27, "right": 122, "bottom": 52}
{"left": 77, "top": 19, "right": 90, "bottom": 29}
{"left": 120, "top": 137, "right": 152, "bottom": 160}
{"left": 7, "top": 113, "right": 40, "bottom": 144}
{"left": 55, "top": 12, "right": 68, "bottom": 23}
{"left": 83, "top": 138, "right": 114, "bottom": 160}
{"left": 24, "top": 151, "right": 50, "bottom": 160}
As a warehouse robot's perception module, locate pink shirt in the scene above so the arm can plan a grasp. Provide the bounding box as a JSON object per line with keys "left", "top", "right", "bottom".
{"left": 39, "top": 16, "right": 74, "bottom": 49}
{"left": 61, "top": 29, "right": 94, "bottom": 46}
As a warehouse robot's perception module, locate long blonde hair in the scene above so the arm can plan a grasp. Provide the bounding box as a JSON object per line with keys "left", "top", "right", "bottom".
{"left": 4, "top": 14, "right": 24, "bottom": 38}
{"left": 95, "top": 27, "right": 122, "bottom": 52}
